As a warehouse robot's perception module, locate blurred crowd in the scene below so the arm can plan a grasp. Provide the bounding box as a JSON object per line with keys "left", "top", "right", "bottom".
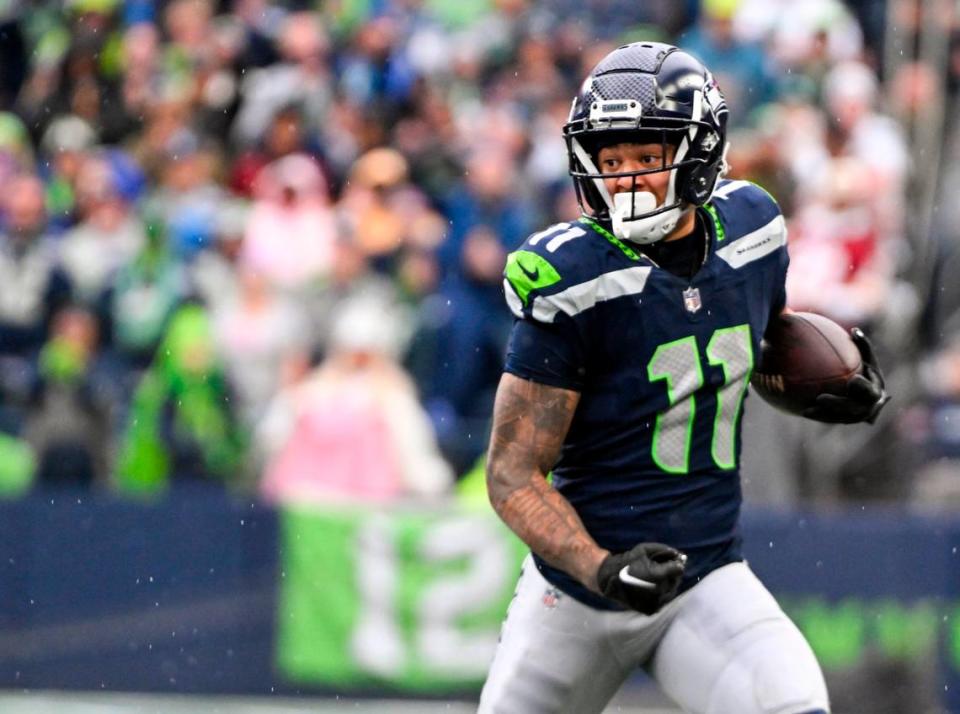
{"left": 0, "top": 0, "right": 959, "bottom": 507}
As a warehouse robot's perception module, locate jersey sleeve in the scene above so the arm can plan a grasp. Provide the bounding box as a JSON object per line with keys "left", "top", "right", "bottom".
{"left": 504, "top": 315, "right": 587, "bottom": 390}
{"left": 749, "top": 183, "right": 790, "bottom": 319}
{"left": 501, "top": 222, "right": 597, "bottom": 391}
{"left": 750, "top": 183, "right": 790, "bottom": 320}
{"left": 770, "top": 234, "right": 789, "bottom": 319}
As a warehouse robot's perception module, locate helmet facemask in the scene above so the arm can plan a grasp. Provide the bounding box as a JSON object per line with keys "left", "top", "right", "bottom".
{"left": 569, "top": 126, "right": 694, "bottom": 245}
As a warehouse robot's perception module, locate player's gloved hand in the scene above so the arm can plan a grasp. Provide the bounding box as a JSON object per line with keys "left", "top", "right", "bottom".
{"left": 803, "top": 327, "right": 890, "bottom": 424}
{"left": 596, "top": 543, "right": 687, "bottom": 615}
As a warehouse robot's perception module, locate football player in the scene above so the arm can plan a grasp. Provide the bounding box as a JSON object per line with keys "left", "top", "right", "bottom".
{"left": 479, "top": 42, "right": 888, "bottom": 714}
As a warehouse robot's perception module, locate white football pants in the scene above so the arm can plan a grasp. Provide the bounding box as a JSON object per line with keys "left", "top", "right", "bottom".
{"left": 478, "top": 555, "right": 829, "bottom": 714}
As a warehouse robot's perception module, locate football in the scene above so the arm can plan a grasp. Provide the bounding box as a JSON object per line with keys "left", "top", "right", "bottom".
{"left": 751, "top": 311, "right": 862, "bottom": 416}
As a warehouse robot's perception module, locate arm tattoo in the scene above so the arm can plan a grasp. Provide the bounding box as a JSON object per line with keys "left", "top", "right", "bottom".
{"left": 486, "top": 373, "right": 608, "bottom": 592}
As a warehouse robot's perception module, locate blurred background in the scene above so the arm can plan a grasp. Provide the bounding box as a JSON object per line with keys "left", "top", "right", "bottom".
{"left": 1, "top": 0, "right": 960, "bottom": 711}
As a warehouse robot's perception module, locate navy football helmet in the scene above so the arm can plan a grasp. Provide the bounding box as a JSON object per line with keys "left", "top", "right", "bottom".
{"left": 564, "top": 42, "right": 729, "bottom": 244}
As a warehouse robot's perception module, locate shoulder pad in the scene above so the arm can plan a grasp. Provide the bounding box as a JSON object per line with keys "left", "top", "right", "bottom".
{"left": 707, "top": 180, "right": 787, "bottom": 270}
{"left": 504, "top": 221, "right": 651, "bottom": 322}
{"left": 709, "top": 180, "right": 781, "bottom": 231}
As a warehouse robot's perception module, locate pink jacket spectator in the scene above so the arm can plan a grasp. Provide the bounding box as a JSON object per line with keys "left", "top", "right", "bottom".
{"left": 241, "top": 153, "right": 336, "bottom": 289}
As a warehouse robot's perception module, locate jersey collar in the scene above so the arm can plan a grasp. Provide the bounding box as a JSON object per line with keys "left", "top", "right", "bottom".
{"left": 579, "top": 212, "right": 716, "bottom": 275}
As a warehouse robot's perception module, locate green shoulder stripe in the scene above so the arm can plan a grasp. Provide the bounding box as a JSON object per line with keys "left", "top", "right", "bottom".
{"left": 505, "top": 250, "right": 562, "bottom": 306}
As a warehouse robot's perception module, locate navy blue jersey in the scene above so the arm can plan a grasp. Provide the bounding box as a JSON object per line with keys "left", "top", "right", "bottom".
{"left": 502, "top": 179, "right": 788, "bottom": 609}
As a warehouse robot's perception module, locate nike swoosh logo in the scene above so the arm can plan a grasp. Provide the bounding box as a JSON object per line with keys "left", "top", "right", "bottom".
{"left": 519, "top": 263, "right": 539, "bottom": 281}
{"left": 618, "top": 566, "right": 656, "bottom": 590}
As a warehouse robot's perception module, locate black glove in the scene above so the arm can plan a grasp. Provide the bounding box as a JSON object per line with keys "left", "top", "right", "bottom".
{"left": 803, "top": 327, "right": 891, "bottom": 424}
{"left": 596, "top": 543, "right": 687, "bottom": 615}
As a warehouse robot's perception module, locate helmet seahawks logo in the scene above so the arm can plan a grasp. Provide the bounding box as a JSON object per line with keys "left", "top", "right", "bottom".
{"left": 704, "top": 81, "right": 726, "bottom": 116}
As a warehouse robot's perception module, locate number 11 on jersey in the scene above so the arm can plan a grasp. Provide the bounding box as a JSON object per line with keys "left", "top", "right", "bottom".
{"left": 647, "top": 325, "right": 753, "bottom": 474}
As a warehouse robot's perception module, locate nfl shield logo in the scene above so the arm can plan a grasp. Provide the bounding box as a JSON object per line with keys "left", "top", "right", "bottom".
{"left": 683, "top": 287, "right": 702, "bottom": 313}
{"left": 542, "top": 588, "right": 562, "bottom": 609}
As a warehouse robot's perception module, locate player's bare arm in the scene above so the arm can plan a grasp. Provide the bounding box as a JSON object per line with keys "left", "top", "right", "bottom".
{"left": 485, "top": 373, "right": 608, "bottom": 593}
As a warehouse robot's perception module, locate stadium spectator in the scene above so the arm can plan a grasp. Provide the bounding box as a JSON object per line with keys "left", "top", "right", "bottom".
{"left": 147, "top": 132, "right": 227, "bottom": 262}
{"left": 439, "top": 148, "right": 535, "bottom": 280}
{"left": 188, "top": 199, "right": 249, "bottom": 312}
{"left": 40, "top": 114, "right": 98, "bottom": 230}
{"left": 161, "top": 0, "right": 216, "bottom": 91}
{"left": 786, "top": 156, "right": 894, "bottom": 329}
{"left": 229, "top": 103, "right": 317, "bottom": 198}
{"left": 815, "top": 58, "right": 910, "bottom": 271}
{"left": 240, "top": 152, "right": 337, "bottom": 291}
{"left": 303, "top": 233, "right": 405, "bottom": 361}
{"left": 0, "top": 8, "right": 27, "bottom": 110}
{"left": 388, "top": 83, "right": 461, "bottom": 202}
{"left": 101, "top": 219, "right": 187, "bottom": 371}
{"left": 58, "top": 152, "right": 146, "bottom": 305}
{"left": 0, "top": 174, "right": 72, "bottom": 357}
{"left": 0, "top": 112, "right": 37, "bottom": 190}
{"left": 340, "top": 146, "right": 412, "bottom": 265}
{"left": 21, "top": 306, "right": 113, "bottom": 489}
{"left": 115, "top": 303, "right": 248, "bottom": 494}
{"left": 339, "top": 146, "right": 447, "bottom": 275}
{"left": 908, "top": 335, "right": 960, "bottom": 506}
{"left": 24, "top": 0, "right": 135, "bottom": 144}
{"left": 231, "top": 11, "right": 332, "bottom": 149}
{"left": 336, "top": 15, "right": 412, "bottom": 111}
{"left": 118, "top": 21, "right": 161, "bottom": 125}
{"left": 211, "top": 265, "right": 311, "bottom": 428}
{"left": 160, "top": 0, "right": 246, "bottom": 142}
{"left": 257, "top": 294, "right": 451, "bottom": 505}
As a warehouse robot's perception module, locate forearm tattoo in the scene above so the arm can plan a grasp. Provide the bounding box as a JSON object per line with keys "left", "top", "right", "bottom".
{"left": 486, "top": 374, "right": 607, "bottom": 592}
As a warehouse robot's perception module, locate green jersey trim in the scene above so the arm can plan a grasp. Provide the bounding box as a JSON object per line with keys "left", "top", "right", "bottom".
{"left": 578, "top": 217, "right": 642, "bottom": 261}
{"left": 703, "top": 203, "right": 725, "bottom": 243}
